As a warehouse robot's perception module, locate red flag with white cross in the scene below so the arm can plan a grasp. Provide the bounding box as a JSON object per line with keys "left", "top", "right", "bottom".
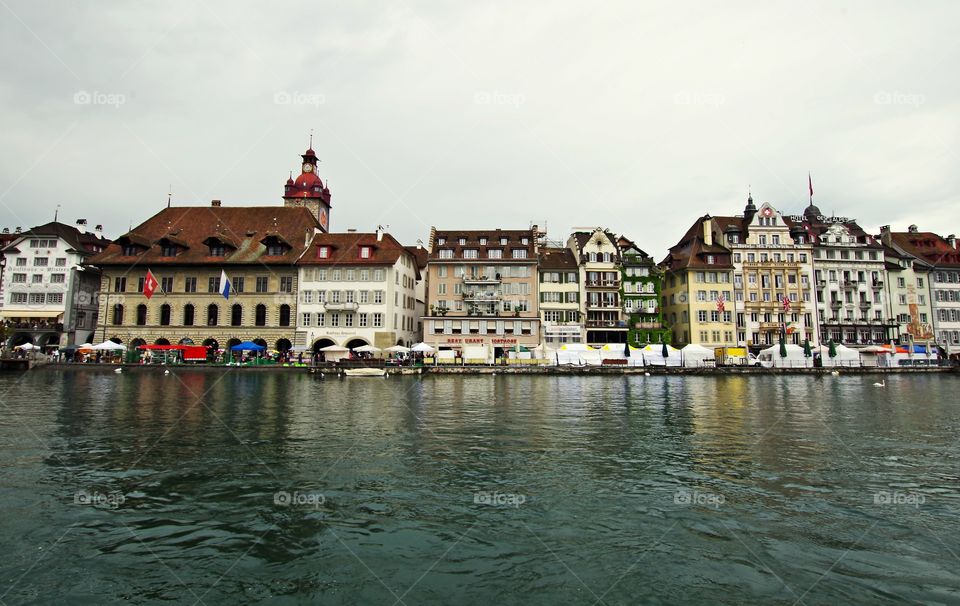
{"left": 143, "top": 270, "right": 159, "bottom": 299}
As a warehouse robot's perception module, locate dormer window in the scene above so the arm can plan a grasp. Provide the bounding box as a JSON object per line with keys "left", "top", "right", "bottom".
{"left": 438, "top": 249, "right": 454, "bottom": 259}
{"left": 122, "top": 245, "right": 140, "bottom": 256}
{"left": 463, "top": 249, "right": 478, "bottom": 259}
{"left": 458, "top": 237, "right": 466, "bottom": 245}
{"left": 359, "top": 246, "right": 372, "bottom": 259}
{"left": 261, "top": 235, "right": 290, "bottom": 257}
{"left": 500, "top": 237, "right": 508, "bottom": 245}
{"left": 437, "top": 237, "right": 446, "bottom": 245}
{"left": 318, "top": 246, "right": 330, "bottom": 258}
{"left": 521, "top": 237, "right": 529, "bottom": 245}
{"left": 210, "top": 245, "right": 225, "bottom": 257}
{"left": 479, "top": 237, "right": 487, "bottom": 245}
{"left": 161, "top": 245, "right": 178, "bottom": 257}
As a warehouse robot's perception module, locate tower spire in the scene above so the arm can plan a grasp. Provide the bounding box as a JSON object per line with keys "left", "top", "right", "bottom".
{"left": 309, "top": 129, "right": 313, "bottom": 150}
{"left": 167, "top": 185, "right": 172, "bottom": 208}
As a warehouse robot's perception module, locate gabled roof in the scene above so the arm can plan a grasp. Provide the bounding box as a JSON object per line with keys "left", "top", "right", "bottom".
{"left": 404, "top": 245, "right": 428, "bottom": 270}
{"left": 660, "top": 215, "right": 734, "bottom": 271}
{"left": 1, "top": 221, "right": 111, "bottom": 256}
{"left": 570, "top": 229, "right": 618, "bottom": 252}
{"left": 89, "top": 205, "right": 319, "bottom": 266}
{"left": 300, "top": 231, "right": 412, "bottom": 268}
{"left": 538, "top": 247, "right": 578, "bottom": 270}
{"left": 428, "top": 228, "right": 537, "bottom": 260}
{"left": 888, "top": 230, "right": 960, "bottom": 267}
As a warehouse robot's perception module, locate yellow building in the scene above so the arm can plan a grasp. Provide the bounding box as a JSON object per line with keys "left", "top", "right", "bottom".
{"left": 660, "top": 215, "right": 737, "bottom": 347}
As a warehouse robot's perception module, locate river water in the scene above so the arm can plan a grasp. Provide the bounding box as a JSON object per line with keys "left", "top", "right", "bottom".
{"left": 0, "top": 369, "right": 958, "bottom": 604}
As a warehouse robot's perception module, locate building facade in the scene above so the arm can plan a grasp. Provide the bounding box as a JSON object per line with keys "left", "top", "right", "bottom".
{"left": 423, "top": 227, "right": 542, "bottom": 358}
{"left": 884, "top": 226, "right": 960, "bottom": 356}
{"left": 296, "top": 230, "right": 420, "bottom": 352}
{"left": 660, "top": 216, "right": 737, "bottom": 347}
{"left": 879, "top": 239, "right": 934, "bottom": 346}
{"left": 537, "top": 247, "right": 582, "bottom": 347}
{"left": 1, "top": 220, "right": 109, "bottom": 348}
{"left": 790, "top": 205, "right": 893, "bottom": 346}
{"left": 568, "top": 228, "right": 626, "bottom": 345}
{"left": 88, "top": 203, "right": 320, "bottom": 352}
{"left": 618, "top": 236, "right": 669, "bottom": 345}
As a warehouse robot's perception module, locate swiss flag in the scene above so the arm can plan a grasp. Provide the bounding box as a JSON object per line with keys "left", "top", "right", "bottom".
{"left": 143, "top": 269, "right": 159, "bottom": 299}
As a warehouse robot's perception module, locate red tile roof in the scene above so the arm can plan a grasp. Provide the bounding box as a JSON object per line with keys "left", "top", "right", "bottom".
{"left": 89, "top": 205, "right": 320, "bottom": 266}
{"left": 888, "top": 231, "right": 960, "bottom": 267}
{"left": 538, "top": 247, "right": 578, "bottom": 270}
{"left": 299, "top": 231, "right": 412, "bottom": 267}
{"left": 429, "top": 228, "right": 538, "bottom": 261}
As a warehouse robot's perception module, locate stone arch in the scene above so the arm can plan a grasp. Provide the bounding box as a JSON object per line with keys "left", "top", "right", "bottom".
{"left": 312, "top": 338, "right": 336, "bottom": 353}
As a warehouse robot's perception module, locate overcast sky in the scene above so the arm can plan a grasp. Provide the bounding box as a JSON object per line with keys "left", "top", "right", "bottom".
{"left": 1, "top": 1, "right": 958, "bottom": 256}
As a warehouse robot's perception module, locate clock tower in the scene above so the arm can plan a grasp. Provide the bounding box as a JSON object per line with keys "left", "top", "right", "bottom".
{"left": 283, "top": 142, "right": 332, "bottom": 231}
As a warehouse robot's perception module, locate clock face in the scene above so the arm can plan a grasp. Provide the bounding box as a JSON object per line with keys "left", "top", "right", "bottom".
{"left": 303, "top": 163, "right": 313, "bottom": 173}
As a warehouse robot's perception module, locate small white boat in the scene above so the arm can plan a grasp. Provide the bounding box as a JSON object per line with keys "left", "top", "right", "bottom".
{"left": 343, "top": 368, "right": 387, "bottom": 377}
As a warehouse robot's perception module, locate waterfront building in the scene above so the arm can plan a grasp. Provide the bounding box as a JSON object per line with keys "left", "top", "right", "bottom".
{"left": 567, "top": 228, "right": 626, "bottom": 346}
{"left": 882, "top": 226, "right": 960, "bottom": 356}
{"left": 617, "top": 236, "right": 669, "bottom": 345}
{"left": 296, "top": 229, "right": 420, "bottom": 353}
{"left": 423, "top": 227, "right": 542, "bottom": 358}
{"left": 879, "top": 238, "right": 935, "bottom": 347}
{"left": 0, "top": 220, "right": 110, "bottom": 349}
{"left": 405, "top": 245, "right": 428, "bottom": 342}
{"left": 788, "top": 204, "right": 893, "bottom": 345}
{"left": 88, "top": 202, "right": 320, "bottom": 351}
{"left": 537, "top": 246, "right": 582, "bottom": 347}
{"left": 0, "top": 226, "right": 23, "bottom": 318}
{"left": 660, "top": 215, "right": 737, "bottom": 348}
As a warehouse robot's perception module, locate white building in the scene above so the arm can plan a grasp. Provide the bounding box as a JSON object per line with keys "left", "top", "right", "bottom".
{"left": 538, "top": 246, "right": 583, "bottom": 346}
{"left": 789, "top": 206, "right": 893, "bottom": 346}
{"left": 296, "top": 229, "right": 420, "bottom": 354}
{"left": 0, "top": 220, "right": 109, "bottom": 349}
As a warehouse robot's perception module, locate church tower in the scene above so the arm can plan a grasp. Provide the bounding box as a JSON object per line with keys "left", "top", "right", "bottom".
{"left": 283, "top": 139, "right": 332, "bottom": 231}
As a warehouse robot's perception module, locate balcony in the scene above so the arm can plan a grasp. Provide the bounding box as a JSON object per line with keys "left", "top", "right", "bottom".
{"left": 586, "top": 301, "right": 620, "bottom": 310}
{"left": 462, "top": 292, "right": 501, "bottom": 302}
{"left": 858, "top": 301, "right": 871, "bottom": 308}
{"left": 463, "top": 274, "right": 501, "bottom": 285}
{"left": 585, "top": 320, "right": 628, "bottom": 329}
{"left": 585, "top": 280, "right": 620, "bottom": 289}
{"left": 633, "top": 321, "right": 662, "bottom": 329}
{"left": 323, "top": 301, "right": 359, "bottom": 311}
{"left": 830, "top": 301, "right": 842, "bottom": 309}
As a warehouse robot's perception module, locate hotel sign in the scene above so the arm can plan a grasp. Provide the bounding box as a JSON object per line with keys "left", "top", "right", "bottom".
{"left": 787, "top": 215, "right": 854, "bottom": 224}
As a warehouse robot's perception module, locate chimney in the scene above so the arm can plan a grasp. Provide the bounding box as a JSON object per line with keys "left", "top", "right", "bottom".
{"left": 347, "top": 228, "right": 356, "bottom": 233}
{"left": 702, "top": 219, "right": 713, "bottom": 246}
{"left": 1, "top": 228, "right": 8, "bottom": 234}
{"left": 879, "top": 225, "right": 890, "bottom": 234}
{"left": 14, "top": 227, "right": 21, "bottom": 233}
{"left": 76, "top": 219, "right": 87, "bottom": 234}
{"left": 948, "top": 234, "right": 957, "bottom": 249}
{"left": 95, "top": 224, "right": 103, "bottom": 232}
{"left": 908, "top": 224, "right": 918, "bottom": 233}
{"left": 376, "top": 227, "right": 383, "bottom": 241}
{"left": 211, "top": 200, "right": 222, "bottom": 207}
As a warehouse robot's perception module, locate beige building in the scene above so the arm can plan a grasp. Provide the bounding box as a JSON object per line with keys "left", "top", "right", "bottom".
{"left": 537, "top": 247, "right": 582, "bottom": 346}
{"left": 423, "top": 227, "right": 542, "bottom": 358}
{"left": 661, "top": 216, "right": 737, "bottom": 347}
{"left": 88, "top": 203, "right": 320, "bottom": 352}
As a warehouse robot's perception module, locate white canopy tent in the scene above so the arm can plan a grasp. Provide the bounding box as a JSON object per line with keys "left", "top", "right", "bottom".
{"left": 318, "top": 344, "right": 350, "bottom": 362}
{"left": 757, "top": 343, "right": 813, "bottom": 368}
{"left": 641, "top": 344, "right": 682, "bottom": 367}
{"left": 385, "top": 345, "right": 410, "bottom": 353}
{"left": 815, "top": 343, "right": 861, "bottom": 367}
{"left": 14, "top": 343, "right": 38, "bottom": 350}
{"left": 352, "top": 344, "right": 382, "bottom": 355}
{"left": 410, "top": 342, "right": 435, "bottom": 353}
{"left": 550, "top": 343, "right": 602, "bottom": 366}
{"left": 91, "top": 340, "right": 126, "bottom": 351}
{"left": 681, "top": 344, "right": 715, "bottom": 368}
